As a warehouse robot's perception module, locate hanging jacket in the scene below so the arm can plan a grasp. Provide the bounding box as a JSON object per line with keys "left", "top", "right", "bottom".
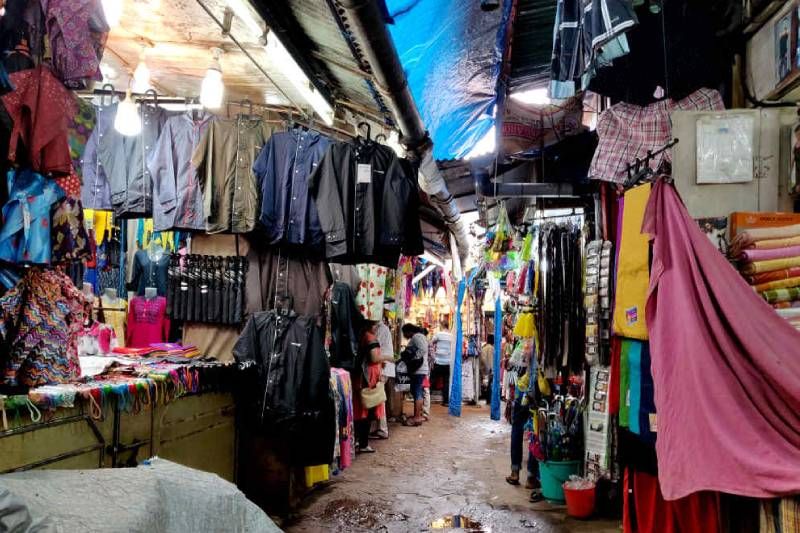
{"left": 308, "top": 139, "right": 423, "bottom": 268}
{"left": 192, "top": 116, "right": 275, "bottom": 234}
{"left": 233, "top": 310, "right": 335, "bottom": 466}
{"left": 326, "top": 281, "right": 364, "bottom": 370}
{"left": 254, "top": 128, "right": 331, "bottom": 250}
{"left": 101, "top": 103, "right": 168, "bottom": 218}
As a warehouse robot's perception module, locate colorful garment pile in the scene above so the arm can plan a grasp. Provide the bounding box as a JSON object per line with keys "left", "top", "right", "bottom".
{"left": 733, "top": 222, "right": 800, "bottom": 329}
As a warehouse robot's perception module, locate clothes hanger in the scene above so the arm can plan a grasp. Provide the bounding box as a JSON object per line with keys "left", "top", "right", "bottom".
{"left": 357, "top": 121, "right": 372, "bottom": 142}
{"left": 100, "top": 83, "right": 116, "bottom": 108}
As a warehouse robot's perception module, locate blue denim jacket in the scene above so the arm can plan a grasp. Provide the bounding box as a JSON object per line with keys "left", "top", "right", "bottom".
{"left": 0, "top": 169, "right": 65, "bottom": 264}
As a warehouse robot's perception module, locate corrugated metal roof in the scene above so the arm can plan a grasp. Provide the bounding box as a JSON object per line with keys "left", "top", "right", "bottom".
{"left": 253, "top": 0, "right": 392, "bottom": 122}
{"left": 509, "top": 0, "right": 556, "bottom": 89}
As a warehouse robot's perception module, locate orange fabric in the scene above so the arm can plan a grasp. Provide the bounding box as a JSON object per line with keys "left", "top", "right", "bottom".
{"left": 748, "top": 267, "right": 800, "bottom": 285}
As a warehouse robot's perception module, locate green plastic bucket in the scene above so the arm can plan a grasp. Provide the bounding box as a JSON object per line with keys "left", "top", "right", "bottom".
{"left": 538, "top": 460, "right": 581, "bottom": 503}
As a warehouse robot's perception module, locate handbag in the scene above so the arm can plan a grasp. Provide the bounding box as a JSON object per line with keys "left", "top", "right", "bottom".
{"left": 360, "top": 382, "right": 386, "bottom": 409}
{"left": 401, "top": 344, "right": 424, "bottom": 373}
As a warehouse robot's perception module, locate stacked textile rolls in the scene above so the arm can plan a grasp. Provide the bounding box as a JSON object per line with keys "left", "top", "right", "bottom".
{"left": 733, "top": 223, "right": 800, "bottom": 326}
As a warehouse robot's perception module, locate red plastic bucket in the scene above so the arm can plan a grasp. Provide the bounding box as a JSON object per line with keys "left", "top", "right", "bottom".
{"left": 562, "top": 484, "right": 595, "bottom": 519}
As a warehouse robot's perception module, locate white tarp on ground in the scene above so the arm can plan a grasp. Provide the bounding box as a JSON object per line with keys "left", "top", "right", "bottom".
{"left": 0, "top": 458, "right": 282, "bottom": 533}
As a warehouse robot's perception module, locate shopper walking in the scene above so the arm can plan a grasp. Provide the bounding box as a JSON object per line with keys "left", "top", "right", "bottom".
{"left": 401, "top": 323, "right": 429, "bottom": 426}
{"left": 353, "top": 322, "right": 387, "bottom": 453}
{"left": 430, "top": 321, "right": 453, "bottom": 405}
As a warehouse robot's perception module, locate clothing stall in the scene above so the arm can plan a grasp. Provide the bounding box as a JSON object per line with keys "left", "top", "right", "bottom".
{"left": 0, "top": 0, "right": 424, "bottom": 516}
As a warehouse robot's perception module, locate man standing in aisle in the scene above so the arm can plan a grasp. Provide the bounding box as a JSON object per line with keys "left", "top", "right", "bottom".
{"left": 371, "top": 316, "right": 395, "bottom": 439}
{"left": 431, "top": 321, "right": 453, "bottom": 405}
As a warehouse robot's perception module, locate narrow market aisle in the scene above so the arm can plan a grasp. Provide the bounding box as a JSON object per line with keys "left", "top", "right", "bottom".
{"left": 284, "top": 404, "right": 618, "bottom": 533}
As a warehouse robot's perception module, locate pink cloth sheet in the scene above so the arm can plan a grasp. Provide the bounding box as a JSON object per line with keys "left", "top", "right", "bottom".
{"left": 644, "top": 180, "right": 800, "bottom": 501}
{"left": 739, "top": 244, "right": 800, "bottom": 263}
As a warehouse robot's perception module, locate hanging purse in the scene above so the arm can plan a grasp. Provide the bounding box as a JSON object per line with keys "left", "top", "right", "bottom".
{"left": 360, "top": 382, "right": 386, "bottom": 409}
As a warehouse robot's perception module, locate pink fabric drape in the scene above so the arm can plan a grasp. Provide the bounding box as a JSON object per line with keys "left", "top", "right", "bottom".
{"left": 644, "top": 180, "right": 800, "bottom": 501}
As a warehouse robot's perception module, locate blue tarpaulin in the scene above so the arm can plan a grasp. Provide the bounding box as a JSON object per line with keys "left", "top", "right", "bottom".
{"left": 385, "top": 0, "right": 512, "bottom": 160}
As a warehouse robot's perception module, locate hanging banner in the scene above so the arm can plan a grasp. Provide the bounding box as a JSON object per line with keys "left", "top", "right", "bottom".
{"left": 501, "top": 95, "right": 585, "bottom": 157}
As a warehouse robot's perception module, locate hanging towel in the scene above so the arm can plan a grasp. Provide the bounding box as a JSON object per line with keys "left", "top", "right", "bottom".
{"left": 644, "top": 180, "right": 800, "bottom": 500}
{"left": 613, "top": 183, "right": 651, "bottom": 340}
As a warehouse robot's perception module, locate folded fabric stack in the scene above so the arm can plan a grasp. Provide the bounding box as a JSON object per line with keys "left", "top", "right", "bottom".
{"left": 111, "top": 343, "right": 200, "bottom": 359}
{"left": 733, "top": 223, "right": 800, "bottom": 328}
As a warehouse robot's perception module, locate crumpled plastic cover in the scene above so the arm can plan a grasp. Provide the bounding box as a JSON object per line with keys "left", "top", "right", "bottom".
{"left": 385, "top": 0, "right": 512, "bottom": 160}
{"left": 0, "top": 458, "right": 281, "bottom": 532}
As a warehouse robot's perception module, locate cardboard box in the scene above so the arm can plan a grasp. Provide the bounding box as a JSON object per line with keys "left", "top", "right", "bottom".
{"left": 729, "top": 212, "right": 800, "bottom": 239}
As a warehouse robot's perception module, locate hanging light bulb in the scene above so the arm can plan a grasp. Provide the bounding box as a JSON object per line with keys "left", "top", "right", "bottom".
{"left": 114, "top": 88, "right": 142, "bottom": 136}
{"left": 200, "top": 48, "right": 224, "bottom": 110}
{"left": 101, "top": 0, "right": 123, "bottom": 28}
{"left": 131, "top": 47, "right": 151, "bottom": 93}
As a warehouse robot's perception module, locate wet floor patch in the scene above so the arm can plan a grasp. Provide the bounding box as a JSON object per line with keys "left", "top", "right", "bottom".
{"left": 430, "top": 514, "right": 487, "bottom": 532}
{"left": 319, "top": 498, "right": 408, "bottom": 530}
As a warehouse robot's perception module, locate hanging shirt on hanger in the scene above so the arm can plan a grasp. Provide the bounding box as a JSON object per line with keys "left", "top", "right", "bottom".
{"left": 0, "top": 169, "right": 65, "bottom": 264}
{"left": 81, "top": 103, "right": 116, "bottom": 210}
{"left": 148, "top": 111, "right": 213, "bottom": 231}
{"left": 308, "top": 139, "right": 422, "bottom": 267}
{"left": 1, "top": 66, "right": 76, "bottom": 175}
{"left": 192, "top": 116, "right": 275, "bottom": 234}
{"left": 254, "top": 128, "right": 331, "bottom": 248}
{"left": 43, "top": 0, "right": 108, "bottom": 88}
{"left": 68, "top": 97, "right": 96, "bottom": 182}
{"left": 102, "top": 103, "right": 168, "bottom": 218}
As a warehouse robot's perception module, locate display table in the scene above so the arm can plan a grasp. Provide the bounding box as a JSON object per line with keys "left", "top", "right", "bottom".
{"left": 0, "top": 357, "right": 236, "bottom": 481}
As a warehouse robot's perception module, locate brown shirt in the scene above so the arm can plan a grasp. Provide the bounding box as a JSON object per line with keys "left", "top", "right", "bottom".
{"left": 192, "top": 117, "right": 275, "bottom": 234}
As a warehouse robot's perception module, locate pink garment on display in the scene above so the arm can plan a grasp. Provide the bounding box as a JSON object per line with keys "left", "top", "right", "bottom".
{"left": 739, "top": 244, "right": 800, "bottom": 263}
{"left": 644, "top": 180, "right": 800, "bottom": 500}
{"left": 126, "top": 296, "right": 171, "bottom": 348}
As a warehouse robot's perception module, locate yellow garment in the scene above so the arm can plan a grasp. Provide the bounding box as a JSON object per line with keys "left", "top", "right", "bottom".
{"left": 304, "top": 465, "right": 329, "bottom": 488}
{"left": 742, "top": 255, "right": 800, "bottom": 275}
{"left": 754, "top": 276, "right": 800, "bottom": 293}
{"left": 513, "top": 312, "right": 536, "bottom": 338}
{"left": 84, "top": 209, "right": 114, "bottom": 245}
{"left": 612, "top": 183, "right": 651, "bottom": 340}
{"left": 97, "top": 296, "right": 127, "bottom": 347}
{"left": 752, "top": 235, "right": 800, "bottom": 250}
{"left": 139, "top": 219, "right": 176, "bottom": 251}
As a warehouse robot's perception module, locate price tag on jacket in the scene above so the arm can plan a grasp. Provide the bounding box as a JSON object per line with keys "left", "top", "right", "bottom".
{"left": 357, "top": 163, "right": 372, "bottom": 184}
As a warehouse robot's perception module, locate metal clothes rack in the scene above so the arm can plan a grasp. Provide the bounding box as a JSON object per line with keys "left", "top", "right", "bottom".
{"left": 623, "top": 138, "right": 680, "bottom": 189}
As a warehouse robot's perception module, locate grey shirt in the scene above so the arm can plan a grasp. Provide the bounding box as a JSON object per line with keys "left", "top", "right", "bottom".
{"left": 81, "top": 103, "right": 115, "bottom": 210}
{"left": 148, "top": 112, "right": 213, "bottom": 231}
{"left": 101, "top": 103, "right": 168, "bottom": 218}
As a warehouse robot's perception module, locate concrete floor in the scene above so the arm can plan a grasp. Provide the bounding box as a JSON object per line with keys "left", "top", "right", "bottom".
{"left": 283, "top": 402, "right": 620, "bottom": 533}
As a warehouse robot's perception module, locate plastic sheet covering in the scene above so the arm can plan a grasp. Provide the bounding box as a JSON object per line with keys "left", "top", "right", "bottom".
{"left": 385, "top": 0, "right": 512, "bottom": 160}
{"left": 0, "top": 459, "right": 281, "bottom": 532}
